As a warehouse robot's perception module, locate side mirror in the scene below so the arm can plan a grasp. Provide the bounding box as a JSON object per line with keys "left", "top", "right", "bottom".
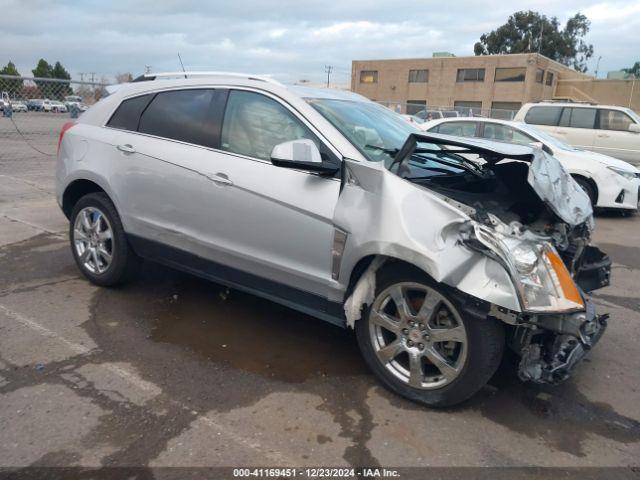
{"left": 529, "top": 141, "right": 544, "bottom": 149}
{"left": 628, "top": 123, "right": 640, "bottom": 133}
{"left": 271, "top": 139, "right": 339, "bottom": 174}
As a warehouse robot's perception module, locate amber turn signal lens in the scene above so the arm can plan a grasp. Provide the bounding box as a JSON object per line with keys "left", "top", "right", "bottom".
{"left": 545, "top": 249, "right": 584, "bottom": 307}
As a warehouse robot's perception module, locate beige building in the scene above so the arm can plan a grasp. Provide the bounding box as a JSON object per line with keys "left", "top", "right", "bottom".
{"left": 351, "top": 53, "right": 639, "bottom": 115}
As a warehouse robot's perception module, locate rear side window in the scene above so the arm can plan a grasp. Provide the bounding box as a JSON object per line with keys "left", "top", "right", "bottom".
{"left": 559, "top": 107, "right": 597, "bottom": 129}
{"left": 138, "top": 89, "right": 217, "bottom": 147}
{"left": 598, "top": 109, "right": 634, "bottom": 131}
{"left": 436, "top": 121, "right": 477, "bottom": 138}
{"left": 481, "top": 123, "right": 534, "bottom": 144}
{"left": 524, "top": 106, "right": 562, "bottom": 126}
{"left": 107, "top": 94, "right": 153, "bottom": 131}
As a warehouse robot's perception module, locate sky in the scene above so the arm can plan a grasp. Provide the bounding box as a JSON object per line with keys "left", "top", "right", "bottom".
{"left": 1, "top": 0, "right": 639, "bottom": 85}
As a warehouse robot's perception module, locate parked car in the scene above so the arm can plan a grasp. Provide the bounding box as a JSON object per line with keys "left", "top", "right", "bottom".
{"left": 51, "top": 101, "right": 68, "bottom": 113}
{"left": 11, "top": 101, "right": 28, "bottom": 112}
{"left": 514, "top": 102, "right": 640, "bottom": 165}
{"left": 64, "top": 95, "right": 83, "bottom": 110}
{"left": 57, "top": 73, "right": 610, "bottom": 407}
{"left": 400, "top": 114, "right": 425, "bottom": 125}
{"left": 29, "top": 99, "right": 52, "bottom": 112}
{"left": 421, "top": 117, "right": 640, "bottom": 213}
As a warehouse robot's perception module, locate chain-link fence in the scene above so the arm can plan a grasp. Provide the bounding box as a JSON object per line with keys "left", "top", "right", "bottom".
{"left": 376, "top": 101, "right": 518, "bottom": 122}
{"left": 1, "top": 75, "right": 109, "bottom": 161}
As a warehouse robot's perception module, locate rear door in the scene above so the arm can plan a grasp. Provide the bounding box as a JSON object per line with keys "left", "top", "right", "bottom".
{"left": 556, "top": 107, "right": 597, "bottom": 150}
{"left": 594, "top": 109, "right": 640, "bottom": 162}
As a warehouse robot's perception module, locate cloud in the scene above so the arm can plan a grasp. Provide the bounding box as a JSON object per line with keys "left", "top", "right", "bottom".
{"left": 1, "top": 0, "right": 638, "bottom": 84}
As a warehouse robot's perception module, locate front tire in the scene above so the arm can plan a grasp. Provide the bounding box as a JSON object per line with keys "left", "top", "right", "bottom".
{"left": 355, "top": 266, "right": 504, "bottom": 407}
{"left": 69, "top": 192, "right": 139, "bottom": 286}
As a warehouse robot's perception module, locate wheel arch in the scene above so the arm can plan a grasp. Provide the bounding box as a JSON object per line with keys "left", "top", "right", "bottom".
{"left": 571, "top": 173, "right": 599, "bottom": 205}
{"left": 62, "top": 179, "right": 111, "bottom": 219}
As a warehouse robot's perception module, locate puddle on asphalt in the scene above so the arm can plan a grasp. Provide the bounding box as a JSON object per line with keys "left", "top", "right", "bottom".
{"left": 147, "top": 269, "right": 367, "bottom": 383}
{"left": 467, "top": 361, "right": 640, "bottom": 457}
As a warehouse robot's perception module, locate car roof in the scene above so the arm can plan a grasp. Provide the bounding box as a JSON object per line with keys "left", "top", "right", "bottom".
{"left": 107, "top": 75, "right": 369, "bottom": 103}
{"left": 524, "top": 102, "right": 624, "bottom": 110}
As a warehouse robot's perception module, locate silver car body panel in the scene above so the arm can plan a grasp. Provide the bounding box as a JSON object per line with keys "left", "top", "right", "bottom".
{"left": 59, "top": 76, "right": 593, "bottom": 325}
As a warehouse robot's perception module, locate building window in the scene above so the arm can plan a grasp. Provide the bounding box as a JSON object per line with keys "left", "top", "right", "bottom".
{"left": 360, "top": 70, "right": 378, "bottom": 83}
{"left": 454, "top": 100, "right": 483, "bottom": 115}
{"left": 406, "top": 100, "right": 427, "bottom": 115}
{"left": 546, "top": 71, "right": 554, "bottom": 86}
{"left": 408, "top": 69, "right": 429, "bottom": 83}
{"left": 456, "top": 68, "right": 485, "bottom": 82}
{"left": 490, "top": 102, "right": 522, "bottom": 119}
{"left": 494, "top": 67, "right": 526, "bottom": 82}
{"left": 536, "top": 68, "right": 545, "bottom": 83}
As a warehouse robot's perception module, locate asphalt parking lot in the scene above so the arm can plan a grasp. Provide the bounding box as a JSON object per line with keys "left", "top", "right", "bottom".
{"left": 1, "top": 115, "right": 639, "bottom": 473}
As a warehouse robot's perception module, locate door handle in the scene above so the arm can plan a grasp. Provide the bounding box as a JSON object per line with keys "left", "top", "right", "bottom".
{"left": 117, "top": 144, "right": 136, "bottom": 154}
{"left": 597, "top": 134, "right": 610, "bottom": 138}
{"left": 207, "top": 172, "right": 233, "bottom": 186}
{"left": 556, "top": 130, "right": 567, "bottom": 134}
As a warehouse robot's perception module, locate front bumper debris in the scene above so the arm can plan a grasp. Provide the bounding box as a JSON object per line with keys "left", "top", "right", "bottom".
{"left": 514, "top": 298, "right": 608, "bottom": 384}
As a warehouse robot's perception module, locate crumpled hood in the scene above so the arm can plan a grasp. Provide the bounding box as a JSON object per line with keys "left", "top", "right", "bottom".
{"left": 394, "top": 132, "right": 593, "bottom": 228}
{"left": 527, "top": 150, "right": 593, "bottom": 227}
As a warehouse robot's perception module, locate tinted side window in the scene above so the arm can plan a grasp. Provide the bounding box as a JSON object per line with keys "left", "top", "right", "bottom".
{"left": 107, "top": 94, "right": 153, "bottom": 131}
{"left": 221, "top": 90, "right": 319, "bottom": 161}
{"left": 437, "top": 121, "right": 477, "bottom": 138}
{"left": 524, "top": 106, "right": 562, "bottom": 126}
{"left": 138, "top": 89, "right": 216, "bottom": 146}
{"left": 598, "top": 109, "right": 634, "bottom": 131}
{"left": 482, "top": 123, "right": 534, "bottom": 144}
{"left": 558, "top": 107, "right": 596, "bottom": 129}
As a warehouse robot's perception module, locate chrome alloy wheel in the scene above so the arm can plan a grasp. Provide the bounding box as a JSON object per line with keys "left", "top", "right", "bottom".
{"left": 369, "top": 282, "right": 468, "bottom": 390}
{"left": 73, "top": 207, "right": 113, "bottom": 274}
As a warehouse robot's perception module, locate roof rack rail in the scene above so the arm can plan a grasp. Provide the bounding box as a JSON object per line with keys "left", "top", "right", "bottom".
{"left": 535, "top": 99, "right": 597, "bottom": 105}
{"left": 131, "top": 71, "right": 284, "bottom": 86}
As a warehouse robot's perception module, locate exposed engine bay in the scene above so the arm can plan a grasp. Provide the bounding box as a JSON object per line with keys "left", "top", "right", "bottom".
{"left": 392, "top": 133, "right": 611, "bottom": 384}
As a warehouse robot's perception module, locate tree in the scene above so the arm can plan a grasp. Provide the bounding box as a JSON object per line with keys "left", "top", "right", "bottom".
{"left": 0, "top": 61, "right": 23, "bottom": 96}
{"left": 32, "top": 59, "right": 56, "bottom": 99}
{"left": 115, "top": 72, "right": 133, "bottom": 84}
{"left": 474, "top": 11, "right": 594, "bottom": 72}
{"left": 32, "top": 59, "right": 73, "bottom": 99}
{"left": 623, "top": 62, "right": 640, "bottom": 79}
{"left": 52, "top": 61, "right": 73, "bottom": 97}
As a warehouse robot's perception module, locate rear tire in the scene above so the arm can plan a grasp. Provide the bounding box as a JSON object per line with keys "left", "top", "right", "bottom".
{"left": 355, "top": 265, "right": 504, "bottom": 407}
{"left": 69, "top": 192, "right": 139, "bottom": 286}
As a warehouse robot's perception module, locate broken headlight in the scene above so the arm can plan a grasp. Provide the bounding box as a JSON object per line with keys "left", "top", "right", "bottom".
{"left": 468, "top": 224, "right": 585, "bottom": 313}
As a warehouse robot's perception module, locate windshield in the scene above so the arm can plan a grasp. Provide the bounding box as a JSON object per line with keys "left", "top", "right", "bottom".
{"left": 625, "top": 108, "right": 640, "bottom": 124}
{"left": 307, "top": 99, "right": 419, "bottom": 167}
{"left": 517, "top": 123, "right": 577, "bottom": 152}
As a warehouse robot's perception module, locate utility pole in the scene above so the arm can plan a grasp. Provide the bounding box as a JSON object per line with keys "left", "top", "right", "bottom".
{"left": 78, "top": 72, "right": 85, "bottom": 82}
{"left": 325, "top": 65, "right": 333, "bottom": 88}
{"left": 594, "top": 56, "right": 602, "bottom": 78}
{"left": 89, "top": 72, "right": 96, "bottom": 83}
{"left": 144, "top": 65, "right": 152, "bottom": 74}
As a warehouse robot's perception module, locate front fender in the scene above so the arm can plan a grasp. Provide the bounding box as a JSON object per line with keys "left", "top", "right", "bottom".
{"left": 334, "top": 159, "right": 520, "bottom": 312}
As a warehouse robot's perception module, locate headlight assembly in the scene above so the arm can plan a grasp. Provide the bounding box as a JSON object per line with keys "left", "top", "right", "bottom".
{"left": 467, "top": 223, "right": 584, "bottom": 313}
{"left": 607, "top": 166, "right": 636, "bottom": 181}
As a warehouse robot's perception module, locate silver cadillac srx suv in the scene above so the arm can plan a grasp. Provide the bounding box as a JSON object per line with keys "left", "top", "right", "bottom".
{"left": 56, "top": 72, "right": 611, "bottom": 407}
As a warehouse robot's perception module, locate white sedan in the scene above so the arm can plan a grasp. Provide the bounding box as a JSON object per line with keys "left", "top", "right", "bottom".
{"left": 420, "top": 117, "right": 640, "bottom": 214}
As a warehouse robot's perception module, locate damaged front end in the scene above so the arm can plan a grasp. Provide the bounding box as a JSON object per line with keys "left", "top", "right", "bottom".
{"left": 392, "top": 133, "right": 612, "bottom": 384}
